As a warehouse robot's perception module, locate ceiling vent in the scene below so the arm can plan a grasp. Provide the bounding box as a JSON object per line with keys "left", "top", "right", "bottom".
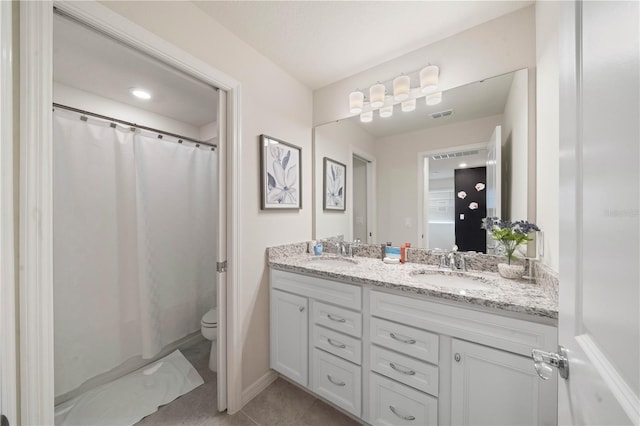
{"left": 432, "top": 150, "right": 480, "bottom": 161}
{"left": 430, "top": 108, "right": 454, "bottom": 119}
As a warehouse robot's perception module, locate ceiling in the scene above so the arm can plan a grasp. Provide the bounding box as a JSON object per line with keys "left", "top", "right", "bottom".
{"left": 194, "top": 1, "right": 532, "bottom": 90}
{"left": 348, "top": 70, "right": 515, "bottom": 139}
{"left": 53, "top": 13, "right": 218, "bottom": 128}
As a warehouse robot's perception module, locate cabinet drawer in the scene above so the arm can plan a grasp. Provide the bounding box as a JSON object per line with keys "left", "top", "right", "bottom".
{"left": 370, "top": 345, "right": 438, "bottom": 396}
{"left": 312, "top": 300, "right": 362, "bottom": 337}
{"left": 370, "top": 290, "right": 557, "bottom": 357}
{"left": 370, "top": 317, "right": 439, "bottom": 365}
{"left": 369, "top": 372, "right": 437, "bottom": 426}
{"left": 311, "top": 348, "right": 361, "bottom": 417}
{"left": 271, "top": 269, "right": 361, "bottom": 310}
{"left": 313, "top": 325, "right": 362, "bottom": 365}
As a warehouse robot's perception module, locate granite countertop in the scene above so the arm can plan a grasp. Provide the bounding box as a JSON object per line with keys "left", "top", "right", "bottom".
{"left": 269, "top": 253, "right": 558, "bottom": 322}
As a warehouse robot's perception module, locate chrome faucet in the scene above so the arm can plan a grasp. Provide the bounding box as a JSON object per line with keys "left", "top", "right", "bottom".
{"left": 336, "top": 240, "right": 356, "bottom": 258}
{"left": 440, "top": 245, "right": 466, "bottom": 271}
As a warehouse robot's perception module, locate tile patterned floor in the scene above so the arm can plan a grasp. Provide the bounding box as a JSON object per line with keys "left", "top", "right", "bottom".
{"left": 136, "top": 339, "right": 361, "bottom": 426}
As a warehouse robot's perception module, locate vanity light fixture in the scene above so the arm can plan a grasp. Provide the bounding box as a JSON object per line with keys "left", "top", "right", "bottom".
{"left": 379, "top": 105, "right": 393, "bottom": 118}
{"left": 393, "top": 75, "right": 410, "bottom": 101}
{"left": 426, "top": 91, "right": 443, "bottom": 106}
{"left": 360, "top": 111, "right": 373, "bottom": 123}
{"left": 420, "top": 65, "right": 439, "bottom": 93}
{"left": 401, "top": 98, "right": 416, "bottom": 112}
{"left": 349, "top": 90, "right": 364, "bottom": 114}
{"left": 130, "top": 88, "right": 151, "bottom": 100}
{"left": 369, "top": 83, "right": 386, "bottom": 108}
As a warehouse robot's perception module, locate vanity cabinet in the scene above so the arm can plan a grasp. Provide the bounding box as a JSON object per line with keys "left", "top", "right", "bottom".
{"left": 270, "top": 289, "right": 308, "bottom": 387}
{"left": 450, "top": 339, "right": 555, "bottom": 426}
{"left": 270, "top": 269, "right": 363, "bottom": 417}
{"left": 270, "top": 269, "right": 558, "bottom": 425}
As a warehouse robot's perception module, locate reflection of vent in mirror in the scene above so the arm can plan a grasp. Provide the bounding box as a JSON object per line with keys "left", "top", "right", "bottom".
{"left": 431, "top": 150, "right": 479, "bottom": 161}
{"left": 430, "top": 109, "right": 454, "bottom": 119}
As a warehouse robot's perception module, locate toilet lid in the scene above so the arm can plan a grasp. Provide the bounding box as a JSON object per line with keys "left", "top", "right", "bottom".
{"left": 202, "top": 308, "right": 218, "bottom": 325}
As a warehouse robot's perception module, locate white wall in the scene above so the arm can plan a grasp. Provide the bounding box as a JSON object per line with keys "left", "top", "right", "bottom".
{"left": 375, "top": 114, "right": 502, "bottom": 246}
{"left": 535, "top": 2, "right": 560, "bottom": 272}
{"left": 501, "top": 69, "right": 529, "bottom": 221}
{"left": 101, "top": 1, "right": 313, "bottom": 394}
{"left": 313, "top": 6, "right": 536, "bottom": 126}
{"left": 314, "top": 119, "right": 375, "bottom": 240}
{"left": 53, "top": 82, "right": 202, "bottom": 139}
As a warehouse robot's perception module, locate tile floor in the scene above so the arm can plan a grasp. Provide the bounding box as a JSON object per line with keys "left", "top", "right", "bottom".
{"left": 136, "top": 339, "right": 361, "bottom": 426}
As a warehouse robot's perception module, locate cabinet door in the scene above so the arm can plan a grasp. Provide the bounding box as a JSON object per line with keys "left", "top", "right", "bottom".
{"left": 451, "top": 339, "right": 557, "bottom": 426}
{"left": 270, "top": 290, "right": 308, "bottom": 387}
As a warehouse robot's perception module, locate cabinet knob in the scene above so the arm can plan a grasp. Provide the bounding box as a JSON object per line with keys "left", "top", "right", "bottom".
{"left": 299, "top": 306, "right": 305, "bottom": 312}
{"left": 454, "top": 353, "right": 461, "bottom": 362}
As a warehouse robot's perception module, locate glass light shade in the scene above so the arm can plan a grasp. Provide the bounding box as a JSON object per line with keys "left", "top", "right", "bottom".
{"left": 393, "top": 75, "right": 411, "bottom": 101}
{"left": 420, "top": 65, "right": 439, "bottom": 93}
{"left": 379, "top": 105, "right": 393, "bottom": 118}
{"left": 349, "top": 91, "right": 364, "bottom": 114}
{"left": 426, "top": 91, "right": 443, "bottom": 106}
{"left": 401, "top": 99, "right": 416, "bottom": 112}
{"left": 360, "top": 111, "right": 373, "bottom": 123}
{"left": 369, "top": 83, "right": 386, "bottom": 108}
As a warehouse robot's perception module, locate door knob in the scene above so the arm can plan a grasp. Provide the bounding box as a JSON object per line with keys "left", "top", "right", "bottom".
{"left": 531, "top": 345, "right": 569, "bottom": 380}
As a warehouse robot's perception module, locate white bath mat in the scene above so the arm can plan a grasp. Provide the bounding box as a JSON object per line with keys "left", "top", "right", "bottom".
{"left": 54, "top": 350, "right": 204, "bottom": 426}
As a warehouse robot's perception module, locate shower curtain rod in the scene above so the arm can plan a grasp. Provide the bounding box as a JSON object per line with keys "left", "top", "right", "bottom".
{"left": 53, "top": 103, "right": 217, "bottom": 149}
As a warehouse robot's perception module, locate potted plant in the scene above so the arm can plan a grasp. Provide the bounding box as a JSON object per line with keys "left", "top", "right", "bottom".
{"left": 482, "top": 217, "right": 540, "bottom": 279}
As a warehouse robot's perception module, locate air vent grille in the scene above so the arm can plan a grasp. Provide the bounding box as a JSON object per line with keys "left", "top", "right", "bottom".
{"left": 432, "top": 150, "right": 480, "bottom": 161}
{"left": 430, "top": 108, "right": 454, "bottom": 119}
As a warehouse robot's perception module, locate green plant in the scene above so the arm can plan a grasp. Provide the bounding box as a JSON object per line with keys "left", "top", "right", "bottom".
{"left": 482, "top": 217, "right": 540, "bottom": 265}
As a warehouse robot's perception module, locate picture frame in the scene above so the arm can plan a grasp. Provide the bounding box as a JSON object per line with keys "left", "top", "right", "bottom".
{"left": 260, "top": 134, "right": 302, "bottom": 210}
{"left": 323, "top": 157, "right": 346, "bottom": 211}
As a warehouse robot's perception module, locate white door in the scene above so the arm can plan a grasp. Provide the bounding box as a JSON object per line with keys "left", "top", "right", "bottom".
{"left": 352, "top": 155, "right": 368, "bottom": 243}
{"left": 451, "top": 339, "right": 556, "bottom": 426}
{"left": 216, "top": 90, "right": 228, "bottom": 412}
{"left": 269, "top": 290, "right": 308, "bottom": 387}
{"left": 0, "top": 1, "right": 17, "bottom": 424}
{"left": 557, "top": 1, "right": 639, "bottom": 424}
{"left": 485, "top": 125, "right": 501, "bottom": 221}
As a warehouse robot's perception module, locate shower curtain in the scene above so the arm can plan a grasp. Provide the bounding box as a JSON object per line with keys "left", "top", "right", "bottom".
{"left": 52, "top": 109, "right": 217, "bottom": 396}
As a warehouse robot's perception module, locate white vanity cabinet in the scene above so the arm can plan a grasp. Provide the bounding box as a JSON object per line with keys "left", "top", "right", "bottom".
{"left": 270, "top": 268, "right": 558, "bottom": 425}
{"left": 270, "top": 269, "right": 363, "bottom": 417}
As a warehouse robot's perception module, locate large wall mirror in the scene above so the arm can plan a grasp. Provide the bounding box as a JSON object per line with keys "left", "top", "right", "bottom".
{"left": 313, "top": 68, "right": 533, "bottom": 252}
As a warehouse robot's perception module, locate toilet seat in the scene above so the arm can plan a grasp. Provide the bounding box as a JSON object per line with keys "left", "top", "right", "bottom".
{"left": 201, "top": 308, "right": 218, "bottom": 326}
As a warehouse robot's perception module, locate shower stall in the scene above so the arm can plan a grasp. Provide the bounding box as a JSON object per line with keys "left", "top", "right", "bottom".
{"left": 52, "top": 104, "right": 218, "bottom": 420}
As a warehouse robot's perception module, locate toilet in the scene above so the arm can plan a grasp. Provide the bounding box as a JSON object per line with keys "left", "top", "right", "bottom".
{"left": 201, "top": 308, "right": 218, "bottom": 372}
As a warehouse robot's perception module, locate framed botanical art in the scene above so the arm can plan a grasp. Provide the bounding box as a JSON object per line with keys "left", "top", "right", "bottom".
{"left": 323, "top": 157, "right": 346, "bottom": 211}
{"left": 260, "top": 134, "right": 302, "bottom": 209}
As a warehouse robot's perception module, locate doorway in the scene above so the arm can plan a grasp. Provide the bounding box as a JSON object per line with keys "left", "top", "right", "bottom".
{"left": 19, "top": 2, "right": 242, "bottom": 423}
{"left": 352, "top": 155, "right": 368, "bottom": 242}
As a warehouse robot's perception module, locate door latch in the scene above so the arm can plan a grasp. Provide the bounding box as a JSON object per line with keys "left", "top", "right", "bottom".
{"left": 216, "top": 260, "right": 227, "bottom": 273}
{"left": 531, "top": 345, "right": 569, "bottom": 380}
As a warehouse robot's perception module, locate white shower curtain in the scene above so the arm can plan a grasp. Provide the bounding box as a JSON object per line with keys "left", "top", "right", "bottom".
{"left": 53, "top": 109, "right": 217, "bottom": 396}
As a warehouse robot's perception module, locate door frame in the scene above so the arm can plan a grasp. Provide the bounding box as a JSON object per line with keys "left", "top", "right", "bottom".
{"left": 20, "top": 1, "right": 243, "bottom": 423}
{"left": 0, "top": 0, "right": 17, "bottom": 424}
{"left": 417, "top": 142, "right": 489, "bottom": 249}
{"left": 350, "top": 149, "right": 376, "bottom": 244}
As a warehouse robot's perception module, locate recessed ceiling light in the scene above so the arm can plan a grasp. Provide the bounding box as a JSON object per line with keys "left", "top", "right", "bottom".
{"left": 459, "top": 163, "right": 467, "bottom": 168}
{"left": 130, "top": 88, "right": 151, "bottom": 100}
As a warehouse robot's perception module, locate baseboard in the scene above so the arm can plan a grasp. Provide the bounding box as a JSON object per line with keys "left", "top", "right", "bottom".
{"left": 241, "top": 370, "right": 278, "bottom": 407}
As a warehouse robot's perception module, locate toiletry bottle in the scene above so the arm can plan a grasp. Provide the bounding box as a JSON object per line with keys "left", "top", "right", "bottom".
{"left": 400, "top": 245, "right": 406, "bottom": 264}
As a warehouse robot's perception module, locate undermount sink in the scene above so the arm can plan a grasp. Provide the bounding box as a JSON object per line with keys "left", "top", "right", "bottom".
{"left": 304, "top": 255, "right": 359, "bottom": 268}
{"left": 409, "top": 270, "right": 492, "bottom": 291}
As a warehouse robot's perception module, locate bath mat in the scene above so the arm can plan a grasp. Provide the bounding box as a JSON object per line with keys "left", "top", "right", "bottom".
{"left": 54, "top": 350, "right": 204, "bottom": 426}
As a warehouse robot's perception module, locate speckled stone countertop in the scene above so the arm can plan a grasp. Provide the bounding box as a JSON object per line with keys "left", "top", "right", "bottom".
{"left": 268, "top": 249, "right": 558, "bottom": 322}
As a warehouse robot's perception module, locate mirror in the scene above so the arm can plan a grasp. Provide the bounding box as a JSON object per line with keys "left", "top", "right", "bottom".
{"left": 313, "top": 69, "right": 531, "bottom": 251}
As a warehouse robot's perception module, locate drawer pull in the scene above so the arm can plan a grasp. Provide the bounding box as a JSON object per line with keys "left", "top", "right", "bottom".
{"left": 327, "top": 313, "right": 346, "bottom": 323}
{"left": 389, "top": 405, "right": 415, "bottom": 421}
{"left": 327, "top": 375, "right": 346, "bottom": 386}
{"left": 327, "top": 338, "right": 346, "bottom": 349}
{"left": 390, "top": 332, "right": 416, "bottom": 344}
{"left": 390, "top": 362, "right": 416, "bottom": 376}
